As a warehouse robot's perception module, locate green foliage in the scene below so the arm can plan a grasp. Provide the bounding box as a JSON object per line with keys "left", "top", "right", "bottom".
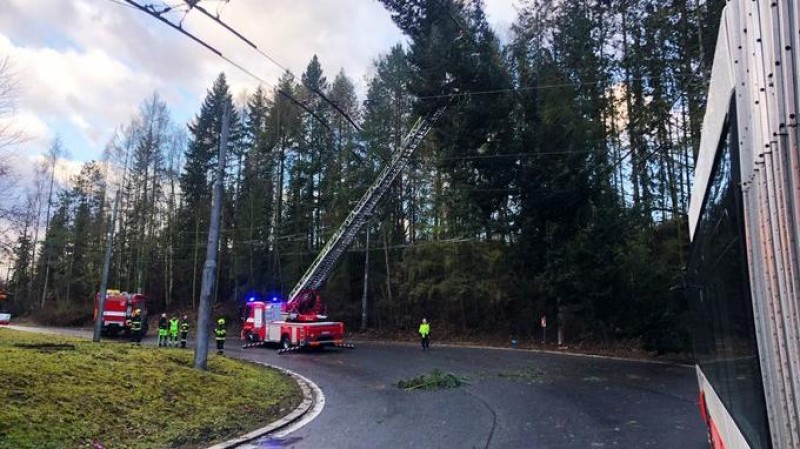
{"left": 396, "top": 368, "right": 468, "bottom": 390}
{"left": 0, "top": 329, "right": 301, "bottom": 449}
{"left": 395, "top": 241, "right": 515, "bottom": 332}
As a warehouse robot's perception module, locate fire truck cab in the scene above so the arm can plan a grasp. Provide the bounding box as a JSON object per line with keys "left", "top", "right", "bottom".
{"left": 93, "top": 290, "right": 148, "bottom": 337}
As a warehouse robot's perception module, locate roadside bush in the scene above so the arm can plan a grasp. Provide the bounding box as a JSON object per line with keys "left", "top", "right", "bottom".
{"left": 30, "top": 302, "right": 91, "bottom": 327}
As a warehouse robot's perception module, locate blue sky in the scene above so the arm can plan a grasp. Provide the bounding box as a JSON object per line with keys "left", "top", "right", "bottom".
{"left": 1, "top": 0, "right": 517, "bottom": 174}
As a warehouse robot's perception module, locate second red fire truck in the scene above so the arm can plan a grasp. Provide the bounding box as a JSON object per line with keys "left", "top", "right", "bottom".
{"left": 93, "top": 290, "right": 149, "bottom": 337}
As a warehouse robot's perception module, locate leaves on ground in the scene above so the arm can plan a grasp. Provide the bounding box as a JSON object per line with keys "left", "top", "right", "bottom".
{"left": 495, "top": 367, "right": 546, "bottom": 383}
{"left": 396, "top": 369, "right": 469, "bottom": 391}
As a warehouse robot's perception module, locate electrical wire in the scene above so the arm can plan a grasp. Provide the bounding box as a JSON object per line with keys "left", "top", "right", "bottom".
{"left": 416, "top": 73, "right": 706, "bottom": 101}
{"left": 120, "top": 0, "right": 331, "bottom": 132}
{"left": 182, "top": 0, "right": 363, "bottom": 132}
{"left": 108, "top": 0, "right": 703, "bottom": 124}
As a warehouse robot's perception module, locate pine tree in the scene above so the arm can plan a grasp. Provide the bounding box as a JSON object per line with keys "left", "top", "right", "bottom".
{"left": 177, "top": 73, "right": 241, "bottom": 306}
{"left": 233, "top": 85, "right": 274, "bottom": 294}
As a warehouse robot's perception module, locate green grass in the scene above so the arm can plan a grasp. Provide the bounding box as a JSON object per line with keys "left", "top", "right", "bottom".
{"left": 0, "top": 329, "right": 301, "bottom": 449}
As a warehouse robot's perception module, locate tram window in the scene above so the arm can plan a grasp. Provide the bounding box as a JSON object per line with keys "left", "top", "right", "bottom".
{"left": 687, "top": 99, "right": 770, "bottom": 448}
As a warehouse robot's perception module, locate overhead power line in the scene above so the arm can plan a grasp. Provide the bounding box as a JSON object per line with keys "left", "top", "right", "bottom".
{"left": 182, "top": 0, "right": 363, "bottom": 132}
{"left": 416, "top": 72, "right": 705, "bottom": 101}
{"left": 120, "top": 0, "right": 331, "bottom": 131}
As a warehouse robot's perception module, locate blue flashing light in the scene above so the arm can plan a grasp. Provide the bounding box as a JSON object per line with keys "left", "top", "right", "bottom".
{"left": 272, "top": 296, "right": 279, "bottom": 302}
{"left": 248, "top": 297, "right": 256, "bottom": 302}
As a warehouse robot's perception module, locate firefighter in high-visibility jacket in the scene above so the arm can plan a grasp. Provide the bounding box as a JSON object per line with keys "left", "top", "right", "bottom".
{"left": 130, "top": 309, "right": 143, "bottom": 346}
{"left": 168, "top": 315, "right": 179, "bottom": 347}
{"left": 158, "top": 313, "right": 168, "bottom": 347}
{"left": 215, "top": 318, "right": 227, "bottom": 355}
{"left": 419, "top": 318, "right": 430, "bottom": 350}
{"left": 180, "top": 315, "right": 189, "bottom": 349}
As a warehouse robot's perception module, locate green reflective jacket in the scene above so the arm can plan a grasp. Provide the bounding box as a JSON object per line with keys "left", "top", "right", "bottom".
{"left": 419, "top": 323, "right": 430, "bottom": 337}
{"left": 214, "top": 327, "right": 227, "bottom": 340}
{"left": 169, "top": 319, "right": 179, "bottom": 333}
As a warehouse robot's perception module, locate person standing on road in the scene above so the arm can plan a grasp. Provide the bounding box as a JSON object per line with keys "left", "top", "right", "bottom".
{"left": 419, "top": 318, "right": 430, "bottom": 351}
{"left": 168, "top": 315, "right": 179, "bottom": 347}
{"left": 215, "top": 318, "right": 227, "bottom": 355}
{"left": 180, "top": 315, "right": 189, "bottom": 349}
{"left": 130, "top": 309, "right": 143, "bottom": 346}
{"left": 158, "top": 313, "right": 168, "bottom": 347}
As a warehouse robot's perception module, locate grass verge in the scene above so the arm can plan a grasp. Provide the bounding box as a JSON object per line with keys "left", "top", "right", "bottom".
{"left": 0, "top": 328, "right": 301, "bottom": 449}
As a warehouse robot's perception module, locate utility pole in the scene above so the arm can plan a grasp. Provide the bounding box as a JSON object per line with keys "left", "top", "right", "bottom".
{"left": 93, "top": 190, "right": 121, "bottom": 342}
{"left": 361, "top": 224, "right": 370, "bottom": 331}
{"left": 194, "top": 104, "right": 229, "bottom": 370}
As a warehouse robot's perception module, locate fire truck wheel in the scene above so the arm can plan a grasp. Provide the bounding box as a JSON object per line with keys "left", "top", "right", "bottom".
{"left": 281, "top": 335, "right": 290, "bottom": 350}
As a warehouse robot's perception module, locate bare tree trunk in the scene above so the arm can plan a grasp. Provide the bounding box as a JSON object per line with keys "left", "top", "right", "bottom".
{"left": 27, "top": 164, "right": 45, "bottom": 303}
{"left": 361, "top": 226, "right": 370, "bottom": 331}
{"left": 40, "top": 139, "right": 62, "bottom": 309}
{"left": 383, "top": 225, "right": 394, "bottom": 325}
{"left": 165, "top": 143, "right": 178, "bottom": 308}
{"left": 557, "top": 297, "right": 565, "bottom": 346}
{"left": 192, "top": 216, "right": 199, "bottom": 311}
{"left": 273, "top": 137, "right": 286, "bottom": 293}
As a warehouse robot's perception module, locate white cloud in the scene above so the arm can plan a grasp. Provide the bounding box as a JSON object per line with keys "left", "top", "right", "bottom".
{"left": 26, "top": 153, "right": 84, "bottom": 186}
{"left": 11, "top": 109, "right": 51, "bottom": 147}
{"left": 483, "top": 0, "right": 519, "bottom": 42}
{"left": 0, "top": 0, "right": 517, "bottom": 168}
{"left": 0, "top": 33, "right": 162, "bottom": 158}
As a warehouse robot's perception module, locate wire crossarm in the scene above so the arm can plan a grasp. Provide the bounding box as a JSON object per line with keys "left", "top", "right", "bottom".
{"left": 286, "top": 108, "right": 445, "bottom": 304}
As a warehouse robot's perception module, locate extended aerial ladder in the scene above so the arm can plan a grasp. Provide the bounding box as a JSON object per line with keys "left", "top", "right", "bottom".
{"left": 285, "top": 107, "right": 445, "bottom": 311}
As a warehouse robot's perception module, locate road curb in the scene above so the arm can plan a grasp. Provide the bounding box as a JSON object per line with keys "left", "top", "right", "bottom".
{"left": 205, "top": 364, "right": 322, "bottom": 449}
{"left": 354, "top": 338, "right": 694, "bottom": 368}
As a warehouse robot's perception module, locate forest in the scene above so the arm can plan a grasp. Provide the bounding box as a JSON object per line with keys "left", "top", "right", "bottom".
{"left": 4, "top": 0, "right": 725, "bottom": 353}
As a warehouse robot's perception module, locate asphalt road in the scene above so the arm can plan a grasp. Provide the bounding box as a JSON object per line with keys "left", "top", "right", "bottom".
{"left": 6, "top": 326, "right": 707, "bottom": 449}
{"left": 236, "top": 342, "right": 706, "bottom": 449}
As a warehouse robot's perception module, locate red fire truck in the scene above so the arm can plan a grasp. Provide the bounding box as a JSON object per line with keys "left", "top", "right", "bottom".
{"left": 241, "top": 290, "right": 348, "bottom": 352}
{"left": 93, "top": 290, "right": 148, "bottom": 337}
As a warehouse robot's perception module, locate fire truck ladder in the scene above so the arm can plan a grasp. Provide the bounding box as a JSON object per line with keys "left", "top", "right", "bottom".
{"left": 287, "top": 107, "right": 445, "bottom": 303}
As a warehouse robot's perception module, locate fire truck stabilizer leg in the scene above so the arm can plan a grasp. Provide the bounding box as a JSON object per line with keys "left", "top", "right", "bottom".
{"left": 277, "top": 345, "right": 302, "bottom": 355}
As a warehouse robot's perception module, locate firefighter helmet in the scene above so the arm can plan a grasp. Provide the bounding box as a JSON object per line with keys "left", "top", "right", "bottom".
{"left": 217, "top": 318, "right": 225, "bottom": 325}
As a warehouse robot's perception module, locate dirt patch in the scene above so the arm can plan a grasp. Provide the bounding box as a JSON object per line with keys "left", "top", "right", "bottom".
{"left": 13, "top": 343, "right": 76, "bottom": 352}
